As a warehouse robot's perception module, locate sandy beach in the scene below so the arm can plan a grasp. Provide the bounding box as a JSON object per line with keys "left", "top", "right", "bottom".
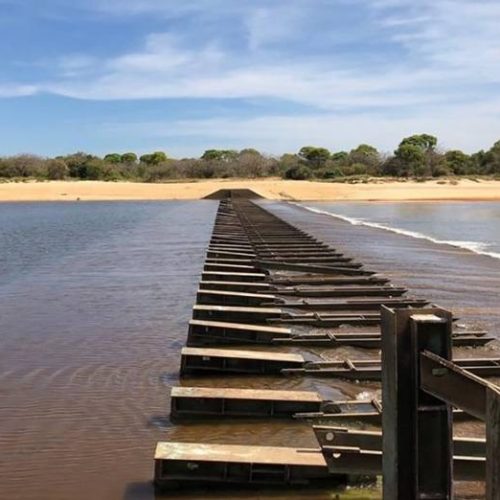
{"left": 0, "top": 178, "right": 499, "bottom": 202}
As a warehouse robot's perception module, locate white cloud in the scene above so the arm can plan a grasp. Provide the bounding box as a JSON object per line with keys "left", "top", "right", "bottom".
{"left": 101, "top": 97, "right": 500, "bottom": 156}
{"left": 245, "top": 6, "right": 303, "bottom": 51}
{"left": 2, "top": 0, "right": 500, "bottom": 155}
{"left": 25, "top": 0, "right": 496, "bottom": 109}
{"left": 57, "top": 55, "right": 98, "bottom": 77}
{"left": 374, "top": 0, "right": 500, "bottom": 75}
{"left": 0, "top": 84, "right": 38, "bottom": 97}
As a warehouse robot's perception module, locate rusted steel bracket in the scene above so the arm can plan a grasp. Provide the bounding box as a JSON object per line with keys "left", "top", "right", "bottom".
{"left": 420, "top": 349, "right": 500, "bottom": 499}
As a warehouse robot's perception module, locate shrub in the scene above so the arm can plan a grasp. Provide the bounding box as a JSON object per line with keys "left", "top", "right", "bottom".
{"left": 46, "top": 159, "right": 69, "bottom": 180}
{"left": 143, "top": 162, "right": 178, "bottom": 182}
{"left": 316, "top": 167, "right": 343, "bottom": 179}
{"left": 0, "top": 155, "right": 45, "bottom": 178}
{"left": 284, "top": 165, "right": 312, "bottom": 180}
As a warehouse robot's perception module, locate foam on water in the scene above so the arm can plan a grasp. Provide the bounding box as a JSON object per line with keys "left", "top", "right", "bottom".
{"left": 295, "top": 203, "right": 500, "bottom": 261}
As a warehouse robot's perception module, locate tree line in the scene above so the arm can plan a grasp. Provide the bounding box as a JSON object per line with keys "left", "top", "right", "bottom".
{"left": 1, "top": 134, "right": 499, "bottom": 182}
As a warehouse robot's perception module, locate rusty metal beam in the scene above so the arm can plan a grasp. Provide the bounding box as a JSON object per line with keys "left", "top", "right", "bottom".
{"left": 313, "top": 426, "right": 486, "bottom": 457}
{"left": 420, "top": 350, "right": 499, "bottom": 420}
{"left": 154, "top": 442, "right": 329, "bottom": 489}
{"left": 256, "top": 260, "right": 373, "bottom": 276}
{"left": 420, "top": 352, "right": 500, "bottom": 499}
{"left": 486, "top": 387, "right": 500, "bottom": 499}
{"left": 381, "top": 307, "right": 453, "bottom": 500}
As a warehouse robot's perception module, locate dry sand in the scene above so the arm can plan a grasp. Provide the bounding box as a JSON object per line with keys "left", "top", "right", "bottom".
{"left": 0, "top": 178, "right": 499, "bottom": 202}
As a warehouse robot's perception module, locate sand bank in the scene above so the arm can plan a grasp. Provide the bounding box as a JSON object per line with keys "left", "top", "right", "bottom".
{"left": 0, "top": 178, "right": 499, "bottom": 202}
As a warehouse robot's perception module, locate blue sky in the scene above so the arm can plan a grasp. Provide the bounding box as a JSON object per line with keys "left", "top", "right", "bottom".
{"left": 1, "top": 0, "right": 499, "bottom": 158}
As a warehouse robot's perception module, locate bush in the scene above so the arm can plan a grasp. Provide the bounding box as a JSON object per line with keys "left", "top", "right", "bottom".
{"left": 316, "top": 167, "right": 343, "bottom": 179}
{"left": 0, "top": 155, "right": 46, "bottom": 178}
{"left": 283, "top": 165, "right": 312, "bottom": 180}
{"left": 342, "top": 163, "right": 371, "bottom": 176}
{"left": 0, "top": 159, "right": 16, "bottom": 178}
{"left": 46, "top": 159, "right": 69, "bottom": 180}
{"left": 143, "top": 162, "right": 179, "bottom": 182}
{"left": 84, "top": 159, "right": 122, "bottom": 181}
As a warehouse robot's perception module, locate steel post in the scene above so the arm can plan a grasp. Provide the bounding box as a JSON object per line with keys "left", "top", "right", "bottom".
{"left": 381, "top": 306, "right": 453, "bottom": 499}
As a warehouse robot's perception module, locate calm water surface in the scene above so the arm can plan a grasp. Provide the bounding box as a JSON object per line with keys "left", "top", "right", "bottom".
{"left": 1, "top": 200, "right": 499, "bottom": 500}
{"left": 0, "top": 201, "right": 219, "bottom": 500}
{"left": 299, "top": 201, "right": 500, "bottom": 259}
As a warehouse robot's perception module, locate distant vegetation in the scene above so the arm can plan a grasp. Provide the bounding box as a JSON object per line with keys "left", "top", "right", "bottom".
{"left": 1, "top": 135, "right": 500, "bottom": 182}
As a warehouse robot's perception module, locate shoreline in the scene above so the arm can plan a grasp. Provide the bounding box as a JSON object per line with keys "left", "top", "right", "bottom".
{"left": 0, "top": 178, "right": 500, "bottom": 202}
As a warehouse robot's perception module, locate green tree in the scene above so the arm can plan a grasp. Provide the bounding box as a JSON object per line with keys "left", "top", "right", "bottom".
{"left": 348, "top": 144, "right": 381, "bottom": 175}
{"left": 444, "top": 150, "right": 473, "bottom": 175}
{"left": 201, "top": 149, "right": 238, "bottom": 162}
{"left": 394, "top": 144, "right": 428, "bottom": 177}
{"left": 349, "top": 144, "right": 378, "bottom": 160}
{"left": 298, "top": 146, "right": 331, "bottom": 168}
{"left": 393, "top": 134, "right": 439, "bottom": 177}
{"left": 239, "top": 148, "right": 261, "bottom": 157}
{"left": 400, "top": 134, "right": 437, "bottom": 152}
{"left": 331, "top": 151, "right": 349, "bottom": 164}
{"left": 121, "top": 152, "right": 138, "bottom": 164}
{"left": 103, "top": 153, "right": 122, "bottom": 164}
{"left": 470, "top": 150, "right": 487, "bottom": 174}
{"left": 85, "top": 159, "right": 107, "bottom": 180}
{"left": 481, "top": 140, "right": 500, "bottom": 174}
{"left": 61, "top": 152, "right": 98, "bottom": 178}
{"left": 140, "top": 151, "right": 168, "bottom": 165}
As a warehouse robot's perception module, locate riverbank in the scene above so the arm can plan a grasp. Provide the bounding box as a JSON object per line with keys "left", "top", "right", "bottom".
{"left": 0, "top": 178, "right": 500, "bottom": 202}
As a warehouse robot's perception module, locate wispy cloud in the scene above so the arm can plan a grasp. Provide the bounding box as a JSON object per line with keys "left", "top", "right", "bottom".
{"left": 99, "top": 95, "right": 500, "bottom": 156}
{"left": 26, "top": 1, "right": 498, "bottom": 106}
{"left": 245, "top": 6, "right": 304, "bottom": 51}
{"left": 0, "top": 84, "right": 38, "bottom": 97}
{"left": 1, "top": 0, "right": 499, "bottom": 154}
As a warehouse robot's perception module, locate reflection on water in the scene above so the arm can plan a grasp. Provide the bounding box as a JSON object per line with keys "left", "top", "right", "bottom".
{"left": 1, "top": 200, "right": 498, "bottom": 499}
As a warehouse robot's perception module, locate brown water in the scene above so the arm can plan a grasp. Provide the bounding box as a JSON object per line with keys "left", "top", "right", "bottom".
{"left": 1, "top": 200, "right": 499, "bottom": 500}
